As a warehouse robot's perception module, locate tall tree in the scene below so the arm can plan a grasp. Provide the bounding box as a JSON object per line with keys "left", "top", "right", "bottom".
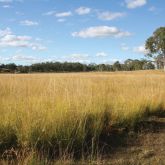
{"left": 113, "top": 61, "right": 121, "bottom": 71}
{"left": 145, "top": 27, "right": 165, "bottom": 71}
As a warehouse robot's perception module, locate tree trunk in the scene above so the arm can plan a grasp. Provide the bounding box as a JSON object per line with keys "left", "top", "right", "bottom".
{"left": 163, "top": 56, "right": 165, "bottom": 71}
{"left": 163, "top": 53, "right": 165, "bottom": 71}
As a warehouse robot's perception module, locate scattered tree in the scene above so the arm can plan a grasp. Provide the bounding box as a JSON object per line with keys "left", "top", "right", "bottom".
{"left": 145, "top": 27, "right": 165, "bottom": 71}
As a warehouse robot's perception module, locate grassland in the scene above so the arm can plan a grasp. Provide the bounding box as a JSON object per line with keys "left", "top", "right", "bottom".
{"left": 0, "top": 70, "right": 165, "bottom": 164}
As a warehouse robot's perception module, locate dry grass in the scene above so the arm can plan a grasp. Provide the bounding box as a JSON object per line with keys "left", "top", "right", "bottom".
{"left": 0, "top": 70, "right": 165, "bottom": 162}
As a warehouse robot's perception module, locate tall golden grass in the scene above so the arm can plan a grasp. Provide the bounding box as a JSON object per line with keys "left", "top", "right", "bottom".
{"left": 0, "top": 70, "right": 165, "bottom": 159}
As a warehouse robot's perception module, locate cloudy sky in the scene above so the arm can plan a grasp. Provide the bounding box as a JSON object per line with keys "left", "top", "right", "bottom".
{"left": 0, "top": 0, "right": 164, "bottom": 65}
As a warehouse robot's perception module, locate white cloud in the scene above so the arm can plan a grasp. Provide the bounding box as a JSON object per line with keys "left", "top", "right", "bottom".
{"left": 121, "top": 43, "right": 129, "bottom": 51}
{"left": 0, "top": 34, "right": 32, "bottom": 47}
{"left": 20, "top": 20, "right": 39, "bottom": 26}
{"left": 75, "top": 7, "right": 91, "bottom": 15}
{"left": 72, "top": 26, "right": 131, "bottom": 38}
{"left": 0, "top": 54, "right": 52, "bottom": 64}
{"left": 55, "top": 11, "right": 72, "bottom": 17}
{"left": 148, "top": 6, "right": 156, "bottom": 12}
{"left": 0, "top": 28, "right": 46, "bottom": 51}
{"left": 11, "top": 54, "right": 38, "bottom": 62}
{"left": 133, "top": 45, "right": 149, "bottom": 54}
{"left": 96, "top": 52, "right": 108, "bottom": 57}
{"left": 98, "top": 11, "right": 126, "bottom": 21}
{"left": 31, "top": 44, "right": 47, "bottom": 51}
{"left": 0, "top": 0, "right": 12, "bottom": 2}
{"left": 43, "top": 11, "right": 72, "bottom": 18}
{"left": 125, "top": 0, "right": 147, "bottom": 9}
{"left": 43, "top": 10, "right": 56, "bottom": 16}
{"left": 65, "top": 53, "right": 90, "bottom": 63}
{"left": 2, "top": 4, "right": 11, "bottom": 8}
{"left": 0, "top": 56, "right": 10, "bottom": 63}
{"left": 70, "top": 53, "right": 89, "bottom": 60}
{"left": 16, "top": 11, "right": 24, "bottom": 15}
{"left": 57, "top": 18, "right": 66, "bottom": 22}
{"left": 0, "top": 27, "right": 12, "bottom": 36}
{"left": 0, "top": 0, "right": 23, "bottom": 3}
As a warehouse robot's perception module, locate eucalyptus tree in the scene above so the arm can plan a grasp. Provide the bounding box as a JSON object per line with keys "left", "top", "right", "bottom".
{"left": 145, "top": 27, "right": 165, "bottom": 70}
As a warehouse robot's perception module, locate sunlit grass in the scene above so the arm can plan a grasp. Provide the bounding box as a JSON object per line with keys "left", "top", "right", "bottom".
{"left": 0, "top": 70, "right": 165, "bottom": 160}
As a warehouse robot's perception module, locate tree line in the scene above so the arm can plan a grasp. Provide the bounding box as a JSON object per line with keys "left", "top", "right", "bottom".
{"left": 1, "top": 26, "right": 164, "bottom": 73}
{"left": 0, "top": 59, "right": 155, "bottom": 73}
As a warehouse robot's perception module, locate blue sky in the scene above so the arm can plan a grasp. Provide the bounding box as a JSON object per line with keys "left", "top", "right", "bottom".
{"left": 0, "top": 0, "right": 164, "bottom": 65}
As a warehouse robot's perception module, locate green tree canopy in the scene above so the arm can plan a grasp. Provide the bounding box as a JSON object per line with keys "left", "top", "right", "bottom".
{"left": 145, "top": 27, "right": 165, "bottom": 70}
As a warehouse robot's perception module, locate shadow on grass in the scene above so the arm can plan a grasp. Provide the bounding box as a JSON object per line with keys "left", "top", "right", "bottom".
{"left": 0, "top": 105, "right": 165, "bottom": 161}
{"left": 29, "top": 111, "right": 129, "bottom": 159}
{"left": 134, "top": 104, "right": 165, "bottom": 133}
{"left": 0, "top": 125, "right": 18, "bottom": 160}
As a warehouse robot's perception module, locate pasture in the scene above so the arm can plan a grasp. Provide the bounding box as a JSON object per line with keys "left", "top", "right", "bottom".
{"left": 0, "top": 70, "right": 165, "bottom": 163}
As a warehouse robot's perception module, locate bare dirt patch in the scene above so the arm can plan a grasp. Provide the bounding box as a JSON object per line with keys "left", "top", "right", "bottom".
{"left": 106, "top": 116, "right": 165, "bottom": 164}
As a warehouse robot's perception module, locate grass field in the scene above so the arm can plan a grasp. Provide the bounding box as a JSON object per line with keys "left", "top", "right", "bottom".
{"left": 0, "top": 70, "right": 165, "bottom": 164}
